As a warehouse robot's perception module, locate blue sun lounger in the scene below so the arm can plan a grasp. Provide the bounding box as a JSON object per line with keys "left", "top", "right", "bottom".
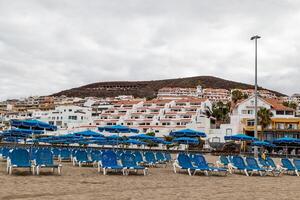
{"left": 245, "top": 157, "right": 269, "bottom": 176}
{"left": 1, "top": 147, "right": 10, "bottom": 160}
{"left": 73, "top": 150, "right": 93, "bottom": 167}
{"left": 258, "top": 157, "right": 283, "bottom": 176}
{"left": 164, "top": 152, "right": 172, "bottom": 162}
{"left": 52, "top": 148, "right": 60, "bottom": 159}
{"left": 281, "top": 158, "right": 299, "bottom": 176}
{"left": 121, "top": 152, "right": 148, "bottom": 175}
{"left": 91, "top": 150, "right": 102, "bottom": 166}
{"left": 174, "top": 153, "right": 207, "bottom": 176}
{"left": 258, "top": 157, "right": 269, "bottom": 168}
{"left": 231, "top": 156, "right": 258, "bottom": 176}
{"left": 99, "top": 150, "right": 125, "bottom": 175}
{"left": 34, "top": 149, "right": 62, "bottom": 175}
{"left": 292, "top": 159, "right": 300, "bottom": 173}
{"left": 217, "top": 155, "right": 230, "bottom": 167}
{"left": 133, "top": 151, "right": 145, "bottom": 164}
{"left": 193, "top": 154, "right": 228, "bottom": 175}
{"left": 7, "top": 148, "right": 34, "bottom": 175}
{"left": 59, "top": 149, "right": 71, "bottom": 162}
{"left": 144, "top": 151, "right": 159, "bottom": 167}
{"left": 155, "top": 152, "right": 168, "bottom": 167}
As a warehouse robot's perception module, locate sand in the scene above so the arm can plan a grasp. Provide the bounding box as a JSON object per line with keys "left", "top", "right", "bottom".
{"left": 0, "top": 155, "right": 300, "bottom": 200}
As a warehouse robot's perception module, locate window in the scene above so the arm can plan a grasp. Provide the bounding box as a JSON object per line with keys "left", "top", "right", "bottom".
{"left": 285, "top": 111, "right": 294, "bottom": 115}
{"left": 276, "top": 123, "right": 285, "bottom": 130}
{"left": 242, "top": 110, "right": 253, "bottom": 115}
{"left": 276, "top": 110, "right": 284, "bottom": 115}
{"left": 247, "top": 120, "right": 255, "bottom": 126}
{"left": 68, "top": 116, "right": 77, "bottom": 120}
{"left": 287, "top": 124, "right": 297, "bottom": 130}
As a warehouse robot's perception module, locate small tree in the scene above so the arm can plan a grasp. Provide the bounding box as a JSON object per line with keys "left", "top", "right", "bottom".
{"left": 212, "top": 101, "right": 230, "bottom": 124}
{"left": 283, "top": 101, "right": 298, "bottom": 110}
{"left": 146, "top": 132, "right": 155, "bottom": 137}
{"left": 231, "top": 90, "right": 245, "bottom": 103}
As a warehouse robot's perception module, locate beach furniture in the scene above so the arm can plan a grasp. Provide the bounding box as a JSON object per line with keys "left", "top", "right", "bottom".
{"left": 91, "top": 150, "right": 102, "bottom": 166}
{"left": 33, "top": 149, "right": 62, "bottom": 175}
{"left": 144, "top": 151, "right": 159, "bottom": 166}
{"left": 231, "top": 155, "right": 257, "bottom": 176}
{"left": 59, "top": 149, "right": 71, "bottom": 162}
{"left": 173, "top": 153, "right": 206, "bottom": 176}
{"left": 1, "top": 147, "right": 10, "bottom": 160}
{"left": 7, "top": 148, "right": 34, "bottom": 175}
{"left": 133, "top": 151, "right": 146, "bottom": 164}
{"left": 245, "top": 157, "right": 269, "bottom": 176}
{"left": 116, "top": 150, "right": 124, "bottom": 160}
{"left": 292, "top": 159, "right": 300, "bottom": 172}
{"left": 164, "top": 152, "right": 172, "bottom": 162}
{"left": 155, "top": 152, "right": 168, "bottom": 166}
{"left": 98, "top": 150, "right": 125, "bottom": 175}
{"left": 121, "top": 152, "right": 148, "bottom": 175}
{"left": 71, "top": 149, "right": 78, "bottom": 160}
{"left": 281, "top": 158, "right": 299, "bottom": 176}
{"left": 216, "top": 155, "right": 230, "bottom": 167}
{"left": 52, "top": 148, "right": 60, "bottom": 159}
{"left": 193, "top": 154, "right": 228, "bottom": 175}
{"left": 258, "top": 157, "right": 270, "bottom": 168}
{"left": 73, "top": 150, "right": 93, "bottom": 167}
{"left": 29, "top": 148, "right": 38, "bottom": 160}
{"left": 266, "top": 157, "right": 279, "bottom": 169}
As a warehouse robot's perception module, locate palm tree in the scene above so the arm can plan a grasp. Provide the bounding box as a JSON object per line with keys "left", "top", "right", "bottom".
{"left": 231, "top": 90, "right": 246, "bottom": 103}
{"left": 257, "top": 108, "right": 273, "bottom": 138}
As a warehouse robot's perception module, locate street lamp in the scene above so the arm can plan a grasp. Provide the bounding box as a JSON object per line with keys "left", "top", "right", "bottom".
{"left": 251, "top": 35, "right": 261, "bottom": 157}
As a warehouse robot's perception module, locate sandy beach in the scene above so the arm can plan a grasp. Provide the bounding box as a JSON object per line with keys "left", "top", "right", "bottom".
{"left": 0, "top": 155, "right": 299, "bottom": 200}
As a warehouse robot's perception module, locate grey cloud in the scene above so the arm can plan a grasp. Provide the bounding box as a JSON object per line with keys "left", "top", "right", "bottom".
{"left": 0, "top": 0, "right": 300, "bottom": 100}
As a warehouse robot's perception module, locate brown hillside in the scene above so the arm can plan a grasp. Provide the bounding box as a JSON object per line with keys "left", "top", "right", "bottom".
{"left": 52, "top": 76, "right": 285, "bottom": 98}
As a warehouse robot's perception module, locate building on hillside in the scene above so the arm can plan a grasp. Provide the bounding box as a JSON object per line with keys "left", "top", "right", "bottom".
{"left": 291, "top": 94, "right": 300, "bottom": 103}
{"left": 158, "top": 86, "right": 231, "bottom": 103}
{"left": 93, "top": 97, "right": 212, "bottom": 137}
{"left": 32, "top": 105, "right": 92, "bottom": 130}
{"left": 231, "top": 89, "right": 277, "bottom": 99}
{"left": 157, "top": 85, "right": 203, "bottom": 98}
{"left": 202, "top": 88, "right": 231, "bottom": 103}
{"left": 229, "top": 96, "right": 300, "bottom": 140}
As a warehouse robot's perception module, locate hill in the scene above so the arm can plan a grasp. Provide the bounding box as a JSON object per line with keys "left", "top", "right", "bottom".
{"left": 51, "top": 76, "right": 285, "bottom": 99}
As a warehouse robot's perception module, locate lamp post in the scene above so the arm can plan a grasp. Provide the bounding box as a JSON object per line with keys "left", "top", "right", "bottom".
{"left": 251, "top": 35, "right": 261, "bottom": 157}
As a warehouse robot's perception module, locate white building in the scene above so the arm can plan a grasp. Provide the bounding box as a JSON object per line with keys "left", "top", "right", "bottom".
{"left": 231, "top": 89, "right": 277, "bottom": 99}
{"left": 203, "top": 88, "right": 231, "bottom": 103}
{"left": 157, "top": 85, "right": 203, "bottom": 98}
{"left": 93, "top": 97, "right": 212, "bottom": 137}
{"left": 227, "top": 96, "right": 300, "bottom": 140}
{"left": 32, "top": 105, "right": 93, "bottom": 130}
{"left": 291, "top": 94, "right": 300, "bottom": 103}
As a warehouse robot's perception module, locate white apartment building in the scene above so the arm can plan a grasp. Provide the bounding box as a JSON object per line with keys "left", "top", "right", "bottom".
{"left": 202, "top": 88, "right": 231, "bottom": 103}
{"left": 32, "top": 105, "right": 93, "bottom": 130}
{"left": 291, "top": 94, "right": 300, "bottom": 103}
{"left": 231, "top": 89, "right": 277, "bottom": 99}
{"left": 157, "top": 85, "right": 203, "bottom": 98}
{"left": 228, "top": 96, "right": 300, "bottom": 140}
{"left": 93, "top": 98, "right": 212, "bottom": 137}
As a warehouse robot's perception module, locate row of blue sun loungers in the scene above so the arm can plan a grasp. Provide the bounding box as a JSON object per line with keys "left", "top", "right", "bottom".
{"left": 216, "top": 155, "right": 300, "bottom": 176}
{"left": 3, "top": 148, "right": 62, "bottom": 175}
{"left": 0, "top": 147, "right": 172, "bottom": 176}
{"left": 173, "top": 153, "right": 228, "bottom": 176}
{"left": 173, "top": 153, "right": 300, "bottom": 177}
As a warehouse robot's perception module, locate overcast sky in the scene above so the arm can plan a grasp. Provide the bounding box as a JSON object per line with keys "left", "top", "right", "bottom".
{"left": 0, "top": 0, "right": 299, "bottom": 100}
